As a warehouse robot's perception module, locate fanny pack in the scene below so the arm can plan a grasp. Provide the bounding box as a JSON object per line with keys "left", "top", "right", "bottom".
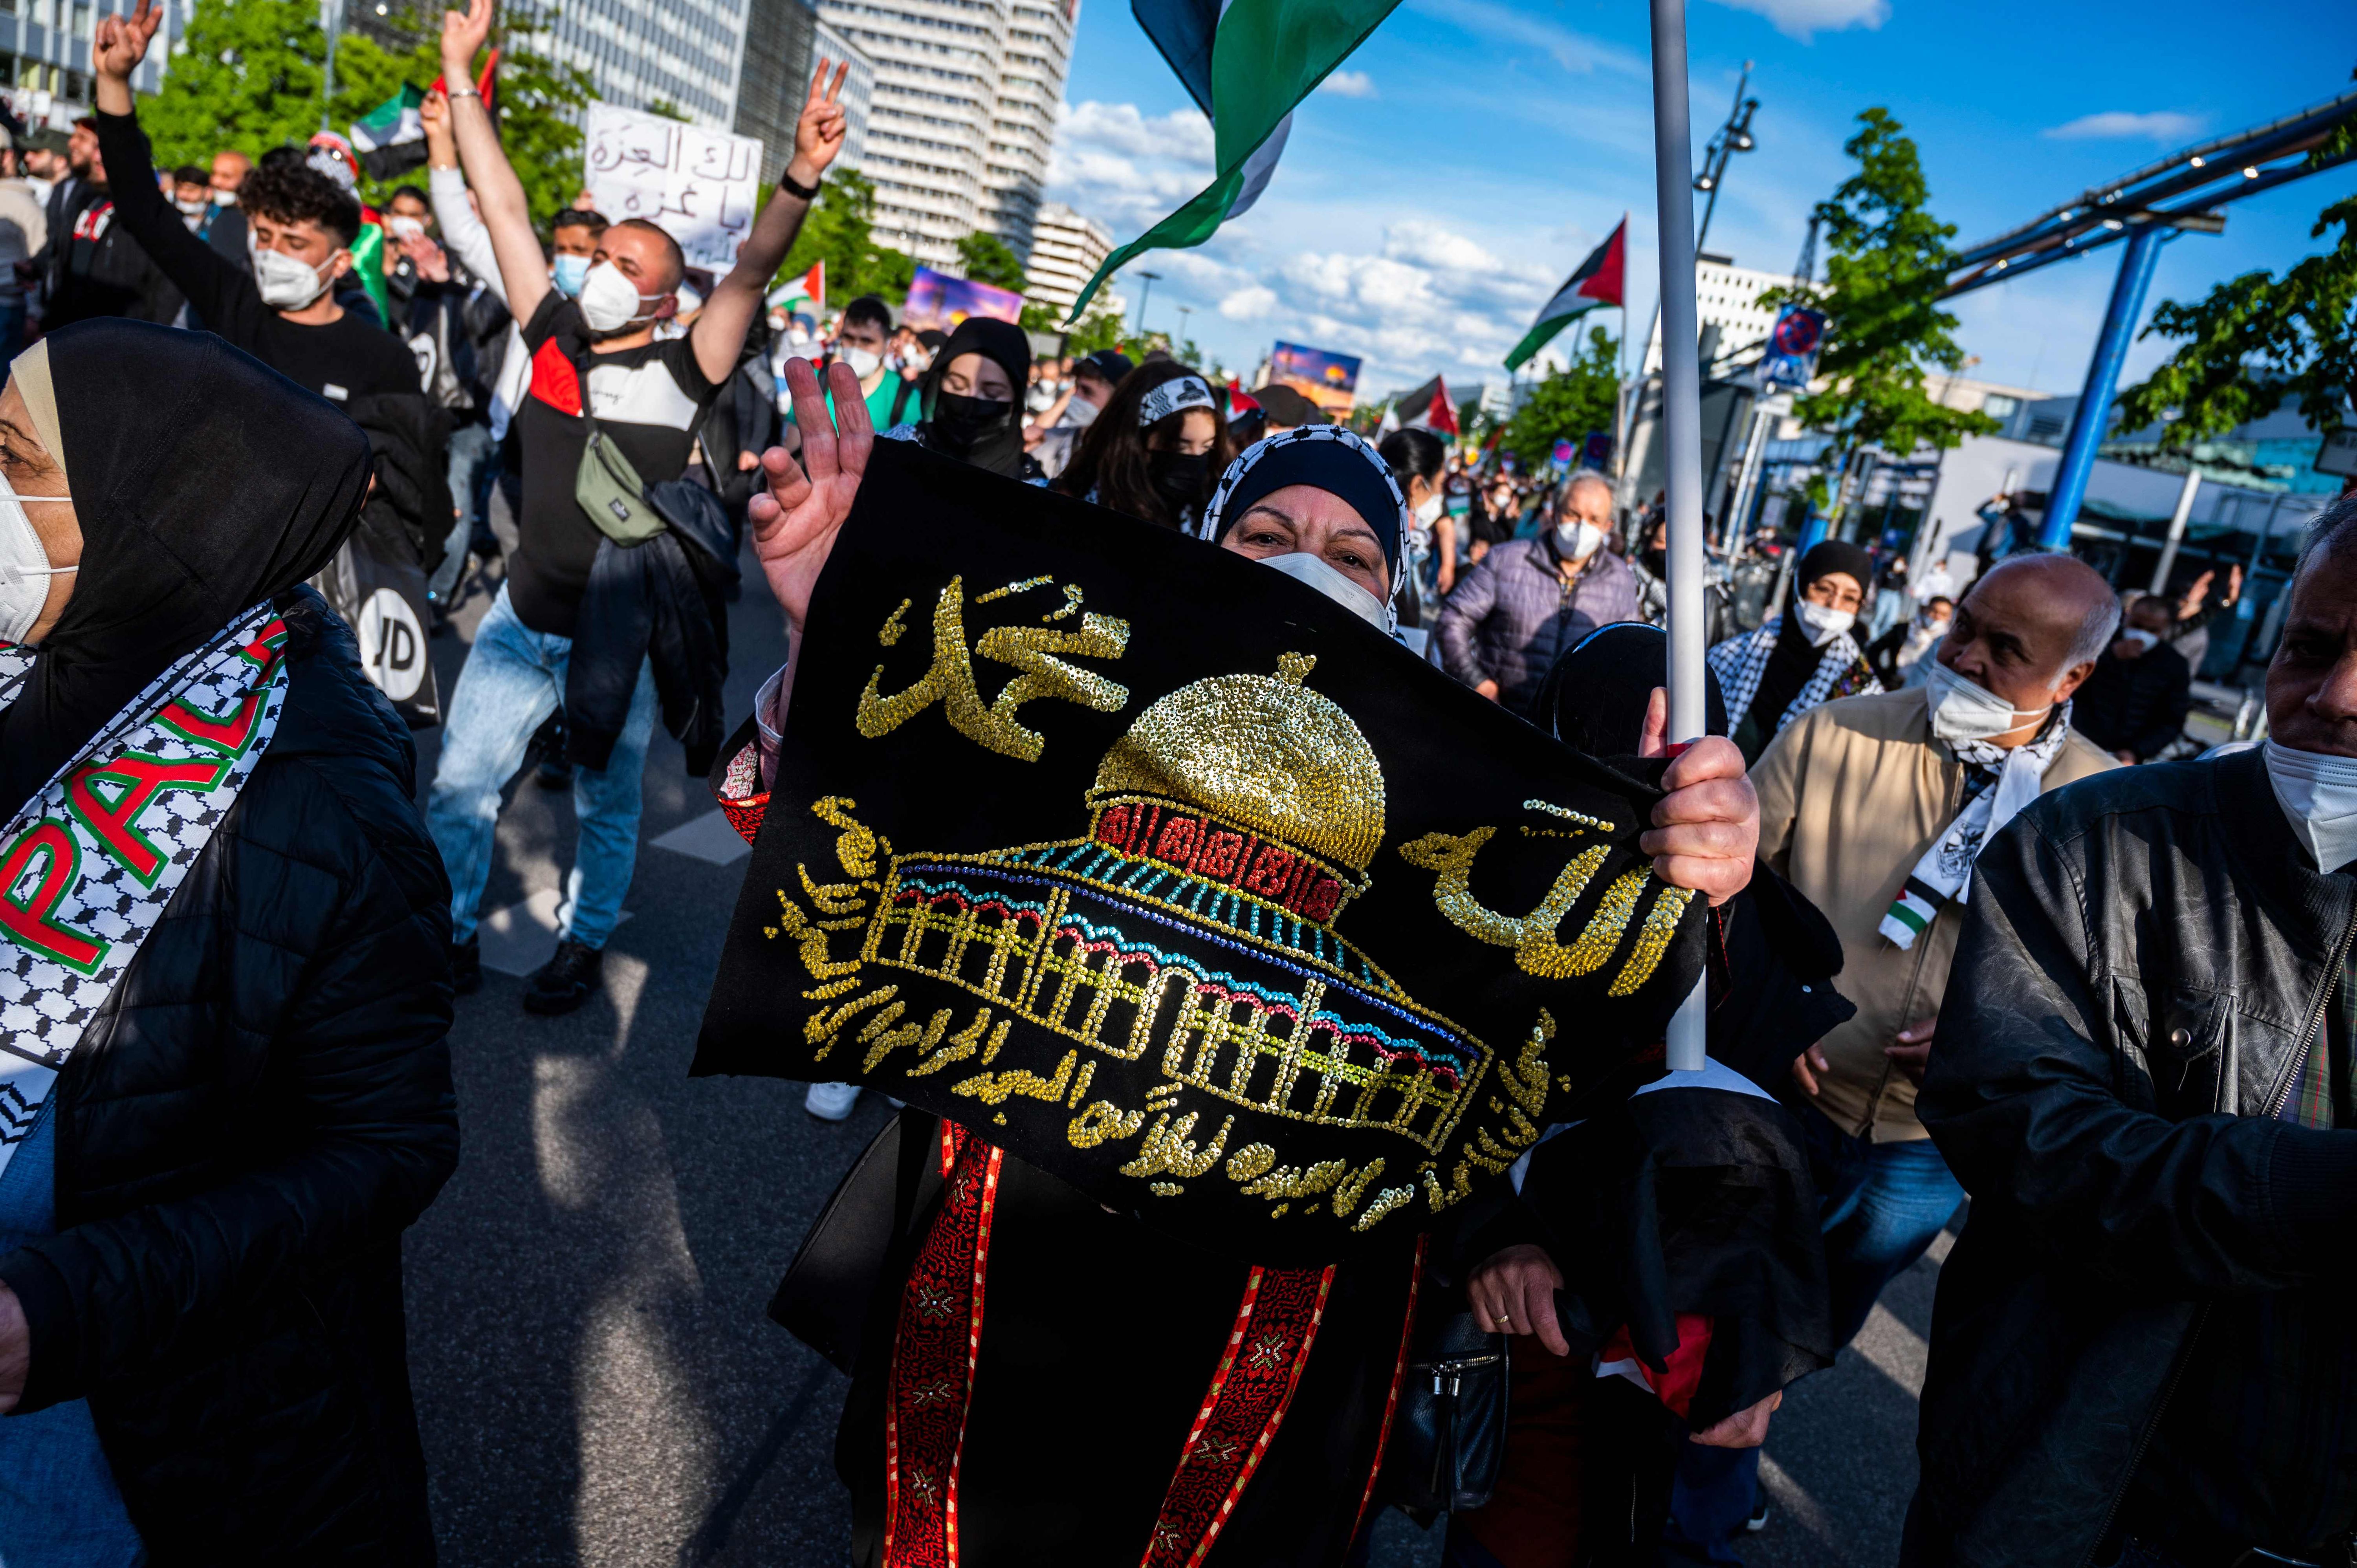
{"left": 575, "top": 423, "right": 669, "bottom": 546}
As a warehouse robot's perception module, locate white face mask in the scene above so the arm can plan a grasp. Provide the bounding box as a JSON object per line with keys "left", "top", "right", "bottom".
{"left": 577, "top": 260, "right": 668, "bottom": 335}
{"left": 250, "top": 242, "right": 334, "bottom": 310}
{"left": 1552, "top": 518, "right": 1602, "bottom": 562}
{"left": 836, "top": 344, "right": 882, "bottom": 379}
{"left": 211, "top": 187, "right": 237, "bottom": 207}
{"left": 0, "top": 475, "right": 77, "bottom": 645}
{"left": 1792, "top": 597, "right": 1857, "bottom": 647}
{"left": 2266, "top": 740, "right": 2357, "bottom": 874}
{"left": 1257, "top": 551, "right": 1388, "bottom": 631}
{"left": 1924, "top": 658, "right": 2053, "bottom": 747}
{"left": 1414, "top": 492, "right": 1444, "bottom": 527}
{"left": 2119, "top": 627, "right": 2160, "bottom": 652}
{"left": 386, "top": 214, "right": 426, "bottom": 241}
{"left": 175, "top": 195, "right": 207, "bottom": 218}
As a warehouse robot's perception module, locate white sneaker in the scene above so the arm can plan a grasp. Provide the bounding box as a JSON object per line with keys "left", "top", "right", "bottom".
{"left": 805, "top": 1081, "right": 860, "bottom": 1121}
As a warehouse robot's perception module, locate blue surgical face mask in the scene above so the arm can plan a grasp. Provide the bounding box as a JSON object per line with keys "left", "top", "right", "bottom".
{"left": 551, "top": 253, "right": 591, "bottom": 297}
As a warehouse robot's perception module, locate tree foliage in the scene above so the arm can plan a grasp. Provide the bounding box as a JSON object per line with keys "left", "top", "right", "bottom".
{"left": 775, "top": 167, "right": 916, "bottom": 303}
{"left": 957, "top": 229, "right": 1028, "bottom": 291}
{"left": 1759, "top": 108, "right": 1996, "bottom": 513}
{"left": 2118, "top": 92, "right": 2357, "bottom": 445}
{"left": 142, "top": 0, "right": 592, "bottom": 225}
{"left": 1498, "top": 326, "right": 1619, "bottom": 469}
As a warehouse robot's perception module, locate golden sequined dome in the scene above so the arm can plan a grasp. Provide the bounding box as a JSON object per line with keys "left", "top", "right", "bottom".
{"left": 1087, "top": 653, "right": 1386, "bottom": 873}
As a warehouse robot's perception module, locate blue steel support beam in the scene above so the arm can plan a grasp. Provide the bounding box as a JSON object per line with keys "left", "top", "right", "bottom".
{"left": 1796, "top": 512, "right": 1829, "bottom": 553}
{"left": 2039, "top": 223, "right": 2170, "bottom": 551}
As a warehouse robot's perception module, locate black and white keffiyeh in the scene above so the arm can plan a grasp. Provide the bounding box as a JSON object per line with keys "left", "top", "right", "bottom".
{"left": 1136, "top": 374, "right": 1214, "bottom": 429}
{"left": 1194, "top": 425, "right": 1410, "bottom": 632}
{"left": 1706, "top": 615, "right": 1876, "bottom": 740}
{"left": 1879, "top": 707, "right": 2075, "bottom": 948}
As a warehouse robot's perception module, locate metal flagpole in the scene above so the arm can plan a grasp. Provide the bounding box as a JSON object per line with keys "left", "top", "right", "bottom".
{"left": 1650, "top": 0, "right": 1708, "bottom": 1074}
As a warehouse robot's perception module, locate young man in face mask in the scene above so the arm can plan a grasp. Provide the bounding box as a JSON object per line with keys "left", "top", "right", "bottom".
{"left": 1905, "top": 492, "right": 2357, "bottom": 1568}
{"left": 1751, "top": 553, "right": 2119, "bottom": 1360}
{"left": 1433, "top": 469, "right": 1640, "bottom": 719}
{"left": 2071, "top": 592, "right": 2194, "bottom": 764}
{"left": 807, "top": 293, "right": 906, "bottom": 430}
{"left": 90, "top": 6, "right": 419, "bottom": 400}
{"left": 423, "top": 0, "right": 847, "bottom": 1014}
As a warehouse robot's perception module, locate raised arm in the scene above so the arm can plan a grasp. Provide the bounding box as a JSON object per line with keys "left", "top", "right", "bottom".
{"left": 439, "top": 0, "right": 550, "bottom": 326}
{"left": 90, "top": 0, "right": 246, "bottom": 325}
{"left": 420, "top": 88, "right": 506, "bottom": 308}
{"left": 690, "top": 60, "right": 847, "bottom": 386}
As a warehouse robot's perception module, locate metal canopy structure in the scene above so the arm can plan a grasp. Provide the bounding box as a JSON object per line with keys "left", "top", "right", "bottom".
{"left": 1939, "top": 86, "right": 2357, "bottom": 550}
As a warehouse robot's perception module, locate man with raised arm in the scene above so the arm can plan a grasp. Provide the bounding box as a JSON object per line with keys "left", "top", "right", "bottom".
{"left": 425, "top": 0, "right": 849, "bottom": 1014}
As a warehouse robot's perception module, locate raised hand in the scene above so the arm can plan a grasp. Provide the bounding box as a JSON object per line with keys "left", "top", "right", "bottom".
{"left": 788, "top": 59, "right": 851, "bottom": 187}
{"left": 93, "top": 0, "right": 162, "bottom": 81}
{"left": 441, "top": 0, "right": 493, "bottom": 80}
{"left": 750, "top": 357, "right": 871, "bottom": 632}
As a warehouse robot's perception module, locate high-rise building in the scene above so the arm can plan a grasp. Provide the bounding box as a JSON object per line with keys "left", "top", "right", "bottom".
{"left": 514, "top": 0, "right": 747, "bottom": 137}
{"left": 1023, "top": 200, "right": 1110, "bottom": 321}
{"left": 816, "top": 0, "right": 1077, "bottom": 270}
{"left": 730, "top": 0, "right": 873, "bottom": 186}
{"left": 0, "top": 0, "right": 174, "bottom": 127}
{"left": 1640, "top": 251, "right": 1796, "bottom": 374}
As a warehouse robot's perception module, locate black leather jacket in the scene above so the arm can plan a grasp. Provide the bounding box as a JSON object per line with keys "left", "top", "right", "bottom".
{"left": 1905, "top": 748, "right": 2357, "bottom": 1568}
{"left": 0, "top": 593, "right": 458, "bottom": 1564}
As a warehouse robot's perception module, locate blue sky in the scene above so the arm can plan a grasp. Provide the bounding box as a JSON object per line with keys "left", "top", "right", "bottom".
{"left": 1042, "top": 0, "right": 2357, "bottom": 405}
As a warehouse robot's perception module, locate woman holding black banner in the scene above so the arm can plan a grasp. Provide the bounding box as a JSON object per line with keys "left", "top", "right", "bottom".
{"left": 706, "top": 357, "right": 1765, "bottom": 1568}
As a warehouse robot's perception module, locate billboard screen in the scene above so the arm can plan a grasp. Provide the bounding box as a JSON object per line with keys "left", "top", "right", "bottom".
{"left": 900, "top": 265, "right": 1027, "bottom": 333}
{"left": 1268, "top": 341, "right": 1365, "bottom": 415}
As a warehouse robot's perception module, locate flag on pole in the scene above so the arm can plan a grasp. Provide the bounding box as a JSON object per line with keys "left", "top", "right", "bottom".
{"left": 1385, "top": 374, "right": 1457, "bottom": 436}
{"left": 1068, "top": 0, "right": 1403, "bottom": 318}
{"left": 768, "top": 260, "right": 825, "bottom": 316}
{"left": 1505, "top": 216, "right": 1628, "bottom": 372}
{"left": 350, "top": 85, "right": 427, "bottom": 180}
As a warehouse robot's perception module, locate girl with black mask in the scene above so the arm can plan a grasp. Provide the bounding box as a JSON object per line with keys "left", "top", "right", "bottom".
{"left": 1052, "top": 359, "right": 1228, "bottom": 530}
{"left": 880, "top": 315, "right": 1041, "bottom": 481}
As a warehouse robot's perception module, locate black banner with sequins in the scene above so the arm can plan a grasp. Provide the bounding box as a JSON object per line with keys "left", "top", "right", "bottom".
{"left": 694, "top": 437, "right": 1706, "bottom": 1264}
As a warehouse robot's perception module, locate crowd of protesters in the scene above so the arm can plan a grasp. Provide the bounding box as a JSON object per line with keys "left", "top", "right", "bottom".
{"left": 0, "top": 1, "right": 2353, "bottom": 1564}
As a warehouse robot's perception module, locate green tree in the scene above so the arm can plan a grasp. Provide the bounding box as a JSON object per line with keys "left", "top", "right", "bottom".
{"left": 776, "top": 167, "right": 917, "bottom": 302}
{"left": 2117, "top": 92, "right": 2357, "bottom": 445}
{"left": 957, "top": 229, "right": 1028, "bottom": 291}
{"left": 1499, "top": 326, "right": 1620, "bottom": 469}
{"left": 643, "top": 97, "right": 689, "bottom": 122}
{"left": 1062, "top": 303, "right": 1125, "bottom": 355}
{"left": 140, "top": 0, "right": 592, "bottom": 226}
{"left": 1758, "top": 108, "right": 1996, "bottom": 517}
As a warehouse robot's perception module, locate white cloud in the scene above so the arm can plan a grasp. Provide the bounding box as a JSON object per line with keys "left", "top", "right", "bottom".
{"left": 1411, "top": 0, "right": 1646, "bottom": 75}
{"left": 1703, "top": 0, "right": 1888, "bottom": 42}
{"left": 1220, "top": 285, "right": 1277, "bottom": 321}
{"left": 1045, "top": 100, "right": 1217, "bottom": 231}
{"left": 1318, "top": 69, "right": 1376, "bottom": 99}
{"left": 2042, "top": 110, "right": 2203, "bottom": 143}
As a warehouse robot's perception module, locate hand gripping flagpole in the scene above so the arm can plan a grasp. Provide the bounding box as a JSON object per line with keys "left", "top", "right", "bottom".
{"left": 1650, "top": 0, "right": 1709, "bottom": 1073}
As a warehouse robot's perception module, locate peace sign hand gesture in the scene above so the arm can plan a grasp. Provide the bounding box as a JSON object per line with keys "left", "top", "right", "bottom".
{"left": 751, "top": 358, "right": 872, "bottom": 634}
{"left": 93, "top": 0, "right": 163, "bottom": 84}
{"left": 787, "top": 58, "right": 851, "bottom": 189}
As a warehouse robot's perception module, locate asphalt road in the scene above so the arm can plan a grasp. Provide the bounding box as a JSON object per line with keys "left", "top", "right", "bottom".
{"left": 401, "top": 503, "right": 1940, "bottom": 1568}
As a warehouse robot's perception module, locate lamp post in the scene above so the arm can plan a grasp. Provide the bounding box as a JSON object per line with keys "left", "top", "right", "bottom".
{"left": 1176, "top": 303, "right": 1193, "bottom": 352}
{"left": 1133, "top": 271, "right": 1161, "bottom": 337}
{"left": 1691, "top": 62, "right": 1758, "bottom": 259}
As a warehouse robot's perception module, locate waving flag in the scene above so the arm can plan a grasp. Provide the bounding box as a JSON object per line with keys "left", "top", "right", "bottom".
{"left": 1505, "top": 216, "right": 1628, "bottom": 372}
{"left": 1068, "top": 0, "right": 1402, "bottom": 319}
{"left": 1382, "top": 373, "right": 1457, "bottom": 436}
{"left": 350, "top": 85, "right": 427, "bottom": 180}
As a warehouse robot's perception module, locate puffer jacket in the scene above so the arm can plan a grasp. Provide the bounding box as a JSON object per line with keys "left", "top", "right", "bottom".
{"left": 1435, "top": 538, "right": 1641, "bottom": 719}
{"left": 1904, "top": 748, "right": 2357, "bottom": 1568}
{"left": 0, "top": 589, "right": 458, "bottom": 1565}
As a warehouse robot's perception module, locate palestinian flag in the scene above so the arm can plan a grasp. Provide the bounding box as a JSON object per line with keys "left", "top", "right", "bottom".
{"left": 1505, "top": 216, "right": 1627, "bottom": 372}
{"left": 1387, "top": 373, "right": 1457, "bottom": 435}
{"left": 1879, "top": 876, "right": 1945, "bottom": 947}
{"left": 1070, "top": 0, "right": 1402, "bottom": 316}
{"left": 350, "top": 85, "right": 427, "bottom": 181}
{"left": 768, "top": 260, "right": 824, "bottom": 315}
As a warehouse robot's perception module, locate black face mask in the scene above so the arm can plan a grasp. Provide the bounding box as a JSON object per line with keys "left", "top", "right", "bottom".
{"left": 1149, "top": 449, "right": 1210, "bottom": 503}
{"left": 927, "top": 392, "right": 1011, "bottom": 457}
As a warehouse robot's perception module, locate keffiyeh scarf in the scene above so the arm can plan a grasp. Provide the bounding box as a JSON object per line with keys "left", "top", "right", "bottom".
{"left": 1879, "top": 706, "right": 2074, "bottom": 949}
{"left": 1706, "top": 615, "right": 1877, "bottom": 739}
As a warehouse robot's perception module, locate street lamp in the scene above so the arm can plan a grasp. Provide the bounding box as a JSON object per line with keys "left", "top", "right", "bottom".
{"left": 1176, "top": 303, "right": 1192, "bottom": 349}
{"left": 1692, "top": 61, "right": 1759, "bottom": 257}
{"left": 1134, "top": 271, "right": 1161, "bottom": 336}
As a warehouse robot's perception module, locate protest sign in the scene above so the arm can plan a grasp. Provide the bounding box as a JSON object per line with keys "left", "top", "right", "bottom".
{"left": 900, "top": 265, "right": 1027, "bottom": 332}
{"left": 583, "top": 104, "right": 764, "bottom": 271}
{"left": 1269, "top": 341, "right": 1364, "bottom": 416}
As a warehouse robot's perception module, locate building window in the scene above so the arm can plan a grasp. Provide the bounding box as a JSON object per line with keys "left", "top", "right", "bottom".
{"left": 68, "top": 0, "right": 85, "bottom": 36}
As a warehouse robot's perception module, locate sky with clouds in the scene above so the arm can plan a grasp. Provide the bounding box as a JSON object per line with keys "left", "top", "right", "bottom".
{"left": 1042, "top": 0, "right": 2357, "bottom": 404}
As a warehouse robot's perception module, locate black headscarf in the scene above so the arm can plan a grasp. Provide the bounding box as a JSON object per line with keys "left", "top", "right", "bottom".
{"left": 915, "top": 316, "right": 1031, "bottom": 479}
{"left": 1532, "top": 620, "right": 1729, "bottom": 758}
{"left": 1794, "top": 538, "right": 1871, "bottom": 600}
{"left": 1197, "top": 425, "right": 1406, "bottom": 576}
{"left": 0, "top": 320, "right": 372, "bottom": 808}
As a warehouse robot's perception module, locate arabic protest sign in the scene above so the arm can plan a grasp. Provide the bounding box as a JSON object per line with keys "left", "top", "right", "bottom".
{"left": 1269, "top": 341, "right": 1364, "bottom": 416}
{"left": 900, "top": 265, "right": 1027, "bottom": 333}
{"left": 694, "top": 440, "right": 1706, "bottom": 1264}
{"left": 583, "top": 104, "right": 764, "bottom": 271}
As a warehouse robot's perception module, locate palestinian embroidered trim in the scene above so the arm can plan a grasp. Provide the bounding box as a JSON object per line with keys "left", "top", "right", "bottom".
{"left": 0, "top": 603, "right": 291, "bottom": 1178}
{"left": 884, "top": 1121, "right": 1003, "bottom": 1568}
{"left": 717, "top": 739, "right": 768, "bottom": 846}
{"left": 1348, "top": 1235, "right": 1428, "bottom": 1543}
{"left": 1140, "top": 1262, "right": 1336, "bottom": 1568}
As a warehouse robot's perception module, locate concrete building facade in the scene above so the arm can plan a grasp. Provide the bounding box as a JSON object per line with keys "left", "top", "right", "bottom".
{"left": 1023, "top": 198, "right": 1107, "bottom": 320}
{"left": 0, "top": 0, "right": 172, "bottom": 129}
{"left": 730, "top": 0, "right": 872, "bottom": 185}
{"left": 516, "top": 0, "right": 748, "bottom": 132}
{"left": 1641, "top": 251, "right": 1796, "bottom": 375}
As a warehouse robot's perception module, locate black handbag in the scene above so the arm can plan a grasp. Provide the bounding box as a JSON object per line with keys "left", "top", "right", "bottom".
{"left": 1385, "top": 1308, "right": 1511, "bottom": 1513}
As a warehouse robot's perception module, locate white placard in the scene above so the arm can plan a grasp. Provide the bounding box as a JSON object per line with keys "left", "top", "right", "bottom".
{"left": 583, "top": 104, "right": 764, "bottom": 272}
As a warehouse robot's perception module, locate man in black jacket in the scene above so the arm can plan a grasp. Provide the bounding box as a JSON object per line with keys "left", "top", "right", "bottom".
{"left": 1907, "top": 487, "right": 2357, "bottom": 1568}
{"left": 2072, "top": 592, "right": 2194, "bottom": 764}
{"left": 29, "top": 114, "right": 179, "bottom": 329}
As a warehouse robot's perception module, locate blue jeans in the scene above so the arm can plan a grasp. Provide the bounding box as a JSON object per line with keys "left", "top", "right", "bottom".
{"left": 425, "top": 584, "right": 656, "bottom": 948}
{"left": 430, "top": 421, "right": 499, "bottom": 604}
{"left": 1664, "top": 1442, "right": 1763, "bottom": 1566}
{"left": 1802, "top": 1108, "right": 1966, "bottom": 1349}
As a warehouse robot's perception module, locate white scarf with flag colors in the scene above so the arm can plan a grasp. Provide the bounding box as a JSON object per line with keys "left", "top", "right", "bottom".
{"left": 1878, "top": 708, "right": 2074, "bottom": 950}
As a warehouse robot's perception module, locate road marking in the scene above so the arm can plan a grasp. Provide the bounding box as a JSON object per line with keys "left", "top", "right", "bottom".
{"left": 651, "top": 809, "right": 752, "bottom": 865}
{"left": 1855, "top": 1301, "right": 1930, "bottom": 1398}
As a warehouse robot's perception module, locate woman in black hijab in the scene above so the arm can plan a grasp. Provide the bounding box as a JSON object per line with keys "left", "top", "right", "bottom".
{"left": 882, "top": 314, "right": 1041, "bottom": 481}
{"left": 0, "top": 319, "right": 458, "bottom": 1563}
{"left": 1705, "top": 538, "right": 1882, "bottom": 764}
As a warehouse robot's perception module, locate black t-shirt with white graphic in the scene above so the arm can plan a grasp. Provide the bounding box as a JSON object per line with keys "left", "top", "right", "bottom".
{"left": 510, "top": 292, "right": 723, "bottom": 637}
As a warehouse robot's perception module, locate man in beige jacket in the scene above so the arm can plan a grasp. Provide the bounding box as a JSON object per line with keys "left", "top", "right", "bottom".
{"left": 1754, "top": 552, "right": 2122, "bottom": 1346}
